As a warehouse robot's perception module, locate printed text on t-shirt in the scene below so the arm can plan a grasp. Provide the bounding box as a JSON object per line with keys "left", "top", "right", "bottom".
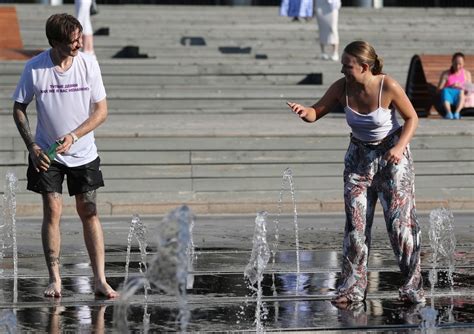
{"left": 40, "top": 83, "right": 89, "bottom": 94}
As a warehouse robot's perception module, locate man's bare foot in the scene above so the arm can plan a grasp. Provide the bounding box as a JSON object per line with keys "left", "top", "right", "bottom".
{"left": 44, "top": 282, "right": 62, "bottom": 298}
{"left": 95, "top": 282, "right": 119, "bottom": 299}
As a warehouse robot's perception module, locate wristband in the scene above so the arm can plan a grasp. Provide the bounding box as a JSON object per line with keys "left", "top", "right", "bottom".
{"left": 70, "top": 132, "right": 79, "bottom": 144}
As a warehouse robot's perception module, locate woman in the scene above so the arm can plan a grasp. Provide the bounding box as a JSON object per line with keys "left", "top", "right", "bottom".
{"left": 437, "top": 52, "right": 472, "bottom": 119}
{"left": 287, "top": 41, "right": 424, "bottom": 305}
{"left": 315, "top": 0, "right": 341, "bottom": 61}
{"left": 75, "top": 0, "right": 95, "bottom": 55}
{"left": 280, "top": 0, "right": 313, "bottom": 22}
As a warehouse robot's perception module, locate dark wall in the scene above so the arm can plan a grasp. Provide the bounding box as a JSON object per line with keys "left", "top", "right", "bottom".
{"left": 94, "top": 0, "right": 474, "bottom": 6}
{"left": 383, "top": 0, "right": 474, "bottom": 6}
{"left": 6, "top": 0, "right": 469, "bottom": 6}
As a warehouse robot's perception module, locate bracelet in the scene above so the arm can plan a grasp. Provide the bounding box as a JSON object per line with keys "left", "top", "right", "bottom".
{"left": 70, "top": 132, "right": 79, "bottom": 144}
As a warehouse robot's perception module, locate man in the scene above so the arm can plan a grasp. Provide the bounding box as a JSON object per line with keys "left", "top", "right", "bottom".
{"left": 12, "top": 13, "right": 118, "bottom": 299}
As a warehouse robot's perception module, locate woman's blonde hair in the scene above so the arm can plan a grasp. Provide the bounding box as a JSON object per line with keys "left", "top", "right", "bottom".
{"left": 344, "top": 41, "right": 384, "bottom": 75}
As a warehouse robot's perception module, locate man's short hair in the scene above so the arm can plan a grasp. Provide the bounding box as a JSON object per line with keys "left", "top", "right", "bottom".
{"left": 45, "top": 13, "right": 83, "bottom": 48}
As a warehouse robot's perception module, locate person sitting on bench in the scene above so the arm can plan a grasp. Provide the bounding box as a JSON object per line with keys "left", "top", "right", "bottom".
{"left": 437, "top": 52, "right": 472, "bottom": 119}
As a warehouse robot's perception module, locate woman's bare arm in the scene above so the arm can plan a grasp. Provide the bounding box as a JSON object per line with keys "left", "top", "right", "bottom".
{"left": 287, "top": 78, "right": 344, "bottom": 123}
{"left": 385, "top": 76, "right": 419, "bottom": 164}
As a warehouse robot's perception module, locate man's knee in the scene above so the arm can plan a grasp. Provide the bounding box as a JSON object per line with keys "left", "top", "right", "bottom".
{"left": 76, "top": 190, "right": 98, "bottom": 218}
{"left": 77, "top": 202, "right": 98, "bottom": 218}
{"left": 42, "top": 192, "right": 63, "bottom": 219}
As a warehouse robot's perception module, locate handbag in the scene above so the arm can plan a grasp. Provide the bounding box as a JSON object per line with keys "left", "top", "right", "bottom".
{"left": 464, "top": 83, "right": 474, "bottom": 108}
{"left": 90, "top": 0, "right": 99, "bottom": 16}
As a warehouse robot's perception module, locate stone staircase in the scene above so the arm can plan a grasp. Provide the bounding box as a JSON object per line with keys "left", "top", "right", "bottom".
{"left": 0, "top": 4, "right": 473, "bottom": 216}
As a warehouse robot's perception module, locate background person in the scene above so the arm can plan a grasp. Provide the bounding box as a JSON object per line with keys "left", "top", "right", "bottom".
{"left": 280, "top": 0, "right": 313, "bottom": 22}
{"left": 437, "top": 52, "right": 472, "bottom": 119}
{"left": 75, "top": 0, "right": 95, "bottom": 55}
{"left": 286, "top": 40, "right": 424, "bottom": 305}
{"left": 12, "top": 13, "right": 117, "bottom": 299}
{"left": 315, "top": 0, "right": 341, "bottom": 61}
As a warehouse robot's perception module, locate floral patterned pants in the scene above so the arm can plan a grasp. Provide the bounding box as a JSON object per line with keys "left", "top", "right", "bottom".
{"left": 336, "top": 130, "right": 425, "bottom": 304}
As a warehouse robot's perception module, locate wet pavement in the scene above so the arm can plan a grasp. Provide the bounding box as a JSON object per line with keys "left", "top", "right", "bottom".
{"left": 1, "top": 211, "right": 474, "bottom": 332}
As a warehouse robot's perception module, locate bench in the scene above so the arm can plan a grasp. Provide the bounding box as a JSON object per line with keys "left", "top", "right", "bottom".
{"left": 405, "top": 54, "right": 474, "bottom": 118}
{"left": 0, "top": 7, "right": 41, "bottom": 60}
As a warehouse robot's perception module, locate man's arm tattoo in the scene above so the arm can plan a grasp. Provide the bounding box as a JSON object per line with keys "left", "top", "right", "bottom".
{"left": 13, "top": 103, "right": 35, "bottom": 147}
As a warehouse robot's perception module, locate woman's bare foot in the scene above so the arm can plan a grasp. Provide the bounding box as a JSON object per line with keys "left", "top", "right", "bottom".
{"left": 331, "top": 295, "right": 351, "bottom": 304}
{"left": 44, "top": 281, "right": 62, "bottom": 298}
{"left": 95, "top": 282, "right": 119, "bottom": 299}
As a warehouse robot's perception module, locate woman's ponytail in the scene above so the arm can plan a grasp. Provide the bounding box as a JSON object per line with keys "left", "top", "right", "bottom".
{"left": 372, "top": 55, "right": 384, "bottom": 75}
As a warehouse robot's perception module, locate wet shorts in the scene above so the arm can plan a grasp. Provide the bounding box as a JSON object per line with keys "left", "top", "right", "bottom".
{"left": 441, "top": 87, "right": 461, "bottom": 106}
{"left": 27, "top": 157, "right": 104, "bottom": 196}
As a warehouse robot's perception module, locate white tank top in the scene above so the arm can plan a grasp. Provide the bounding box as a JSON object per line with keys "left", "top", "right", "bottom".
{"left": 344, "top": 75, "right": 401, "bottom": 142}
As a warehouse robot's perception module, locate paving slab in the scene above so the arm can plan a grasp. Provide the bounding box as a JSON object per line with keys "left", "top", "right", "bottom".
{"left": 0, "top": 211, "right": 473, "bottom": 332}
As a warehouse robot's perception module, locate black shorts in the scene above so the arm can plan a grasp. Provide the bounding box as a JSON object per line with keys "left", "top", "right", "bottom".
{"left": 27, "top": 156, "right": 104, "bottom": 196}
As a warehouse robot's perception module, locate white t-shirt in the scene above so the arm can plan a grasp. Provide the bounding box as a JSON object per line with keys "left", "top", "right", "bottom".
{"left": 13, "top": 50, "right": 106, "bottom": 167}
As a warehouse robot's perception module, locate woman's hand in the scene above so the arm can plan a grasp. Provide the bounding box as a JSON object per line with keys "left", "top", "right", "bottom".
{"left": 384, "top": 145, "right": 404, "bottom": 165}
{"left": 450, "top": 82, "right": 463, "bottom": 89}
{"left": 286, "top": 101, "right": 316, "bottom": 122}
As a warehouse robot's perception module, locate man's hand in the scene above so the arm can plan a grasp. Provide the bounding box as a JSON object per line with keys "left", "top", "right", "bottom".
{"left": 56, "top": 134, "right": 75, "bottom": 155}
{"left": 28, "top": 143, "right": 51, "bottom": 172}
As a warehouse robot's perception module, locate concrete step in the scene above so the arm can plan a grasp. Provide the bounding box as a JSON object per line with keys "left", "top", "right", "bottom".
{"left": 8, "top": 185, "right": 474, "bottom": 216}
{"left": 2, "top": 4, "right": 473, "bottom": 216}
